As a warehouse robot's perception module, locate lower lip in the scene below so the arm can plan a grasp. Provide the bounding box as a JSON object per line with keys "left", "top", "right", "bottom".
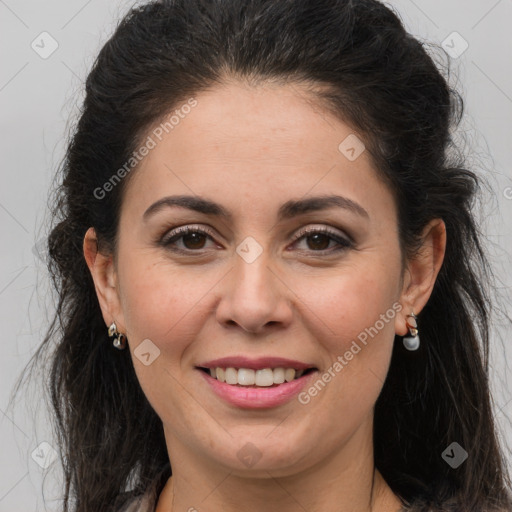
{"left": 198, "top": 369, "right": 317, "bottom": 409}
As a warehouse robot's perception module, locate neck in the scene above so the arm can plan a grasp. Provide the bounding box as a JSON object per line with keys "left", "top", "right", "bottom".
{"left": 156, "top": 422, "right": 402, "bottom": 512}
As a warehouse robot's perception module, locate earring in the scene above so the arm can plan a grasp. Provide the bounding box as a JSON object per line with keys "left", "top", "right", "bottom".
{"left": 108, "top": 321, "right": 127, "bottom": 350}
{"left": 403, "top": 312, "right": 420, "bottom": 351}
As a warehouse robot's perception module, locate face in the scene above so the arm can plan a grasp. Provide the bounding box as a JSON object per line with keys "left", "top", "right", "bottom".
{"left": 93, "top": 81, "right": 415, "bottom": 477}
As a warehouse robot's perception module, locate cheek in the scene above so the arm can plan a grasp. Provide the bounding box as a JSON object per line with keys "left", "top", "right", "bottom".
{"left": 299, "top": 273, "right": 399, "bottom": 414}
{"left": 297, "top": 261, "right": 400, "bottom": 347}
{"left": 294, "top": 257, "right": 401, "bottom": 405}
{"left": 117, "top": 257, "right": 208, "bottom": 355}
{"left": 116, "top": 258, "right": 216, "bottom": 424}
{"left": 118, "top": 249, "right": 401, "bottom": 356}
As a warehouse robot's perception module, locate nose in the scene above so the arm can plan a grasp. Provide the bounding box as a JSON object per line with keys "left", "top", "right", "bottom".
{"left": 215, "top": 252, "right": 294, "bottom": 335}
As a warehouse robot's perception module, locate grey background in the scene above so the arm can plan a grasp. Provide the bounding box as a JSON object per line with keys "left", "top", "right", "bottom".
{"left": 1, "top": 1, "right": 511, "bottom": 510}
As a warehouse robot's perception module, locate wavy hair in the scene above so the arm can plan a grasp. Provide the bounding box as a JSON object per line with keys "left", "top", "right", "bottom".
{"left": 13, "top": 0, "right": 512, "bottom": 511}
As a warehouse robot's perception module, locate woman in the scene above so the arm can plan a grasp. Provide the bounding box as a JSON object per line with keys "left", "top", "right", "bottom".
{"left": 27, "top": 0, "right": 512, "bottom": 510}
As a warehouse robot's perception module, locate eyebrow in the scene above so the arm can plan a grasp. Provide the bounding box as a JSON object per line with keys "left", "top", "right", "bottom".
{"left": 143, "top": 194, "right": 369, "bottom": 222}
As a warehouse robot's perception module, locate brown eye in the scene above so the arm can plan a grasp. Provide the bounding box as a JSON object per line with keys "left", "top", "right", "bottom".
{"left": 291, "top": 226, "right": 352, "bottom": 254}
{"left": 160, "top": 225, "right": 217, "bottom": 253}
{"left": 181, "top": 231, "right": 207, "bottom": 250}
{"left": 305, "top": 232, "right": 332, "bottom": 251}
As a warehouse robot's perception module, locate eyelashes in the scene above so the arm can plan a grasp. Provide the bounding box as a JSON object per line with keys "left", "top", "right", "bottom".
{"left": 158, "top": 224, "right": 353, "bottom": 256}
{"left": 289, "top": 225, "right": 352, "bottom": 253}
{"left": 160, "top": 225, "right": 218, "bottom": 252}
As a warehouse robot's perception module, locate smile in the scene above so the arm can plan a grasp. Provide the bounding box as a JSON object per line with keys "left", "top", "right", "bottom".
{"left": 199, "top": 367, "right": 316, "bottom": 387}
{"left": 196, "top": 360, "right": 318, "bottom": 408}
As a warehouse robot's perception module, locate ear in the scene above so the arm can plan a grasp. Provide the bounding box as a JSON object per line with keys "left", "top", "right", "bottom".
{"left": 83, "top": 227, "right": 125, "bottom": 333}
{"left": 395, "top": 218, "right": 447, "bottom": 335}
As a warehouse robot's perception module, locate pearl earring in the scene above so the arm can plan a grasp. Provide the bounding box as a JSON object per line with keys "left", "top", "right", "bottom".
{"left": 108, "top": 321, "right": 127, "bottom": 350}
{"left": 403, "top": 312, "right": 420, "bottom": 351}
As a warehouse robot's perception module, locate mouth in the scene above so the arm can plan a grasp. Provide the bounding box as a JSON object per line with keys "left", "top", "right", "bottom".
{"left": 197, "top": 366, "right": 318, "bottom": 388}
{"left": 195, "top": 356, "right": 319, "bottom": 408}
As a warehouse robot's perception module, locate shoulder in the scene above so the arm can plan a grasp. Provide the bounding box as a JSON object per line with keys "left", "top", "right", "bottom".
{"left": 113, "top": 489, "right": 154, "bottom": 512}
{"left": 113, "top": 463, "right": 171, "bottom": 512}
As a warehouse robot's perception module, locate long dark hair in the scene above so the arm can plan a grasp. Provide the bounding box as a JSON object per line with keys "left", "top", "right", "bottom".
{"left": 13, "top": 0, "right": 512, "bottom": 510}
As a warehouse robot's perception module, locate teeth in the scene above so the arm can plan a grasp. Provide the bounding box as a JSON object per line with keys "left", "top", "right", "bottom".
{"left": 285, "top": 368, "right": 295, "bottom": 382}
{"left": 255, "top": 368, "right": 274, "bottom": 386}
{"left": 273, "top": 367, "right": 285, "bottom": 384}
{"left": 207, "top": 367, "right": 309, "bottom": 386}
{"left": 225, "top": 367, "right": 237, "bottom": 385}
{"left": 238, "top": 368, "right": 255, "bottom": 386}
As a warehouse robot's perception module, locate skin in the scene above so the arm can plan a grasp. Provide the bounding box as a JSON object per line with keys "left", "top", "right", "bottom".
{"left": 84, "top": 79, "right": 446, "bottom": 512}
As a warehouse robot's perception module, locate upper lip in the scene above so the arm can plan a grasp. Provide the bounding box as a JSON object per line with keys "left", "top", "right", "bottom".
{"left": 197, "top": 356, "right": 316, "bottom": 371}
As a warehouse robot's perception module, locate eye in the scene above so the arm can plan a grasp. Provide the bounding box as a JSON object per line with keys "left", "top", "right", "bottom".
{"left": 159, "top": 225, "right": 218, "bottom": 253}
{"left": 159, "top": 224, "right": 353, "bottom": 255}
{"left": 289, "top": 225, "right": 352, "bottom": 254}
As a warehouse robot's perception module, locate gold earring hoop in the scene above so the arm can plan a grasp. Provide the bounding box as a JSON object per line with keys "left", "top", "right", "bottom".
{"left": 403, "top": 312, "right": 420, "bottom": 351}
{"left": 108, "top": 321, "right": 127, "bottom": 350}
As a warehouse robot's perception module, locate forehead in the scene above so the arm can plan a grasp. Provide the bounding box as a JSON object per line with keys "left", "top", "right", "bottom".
{"left": 121, "top": 81, "right": 396, "bottom": 225}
